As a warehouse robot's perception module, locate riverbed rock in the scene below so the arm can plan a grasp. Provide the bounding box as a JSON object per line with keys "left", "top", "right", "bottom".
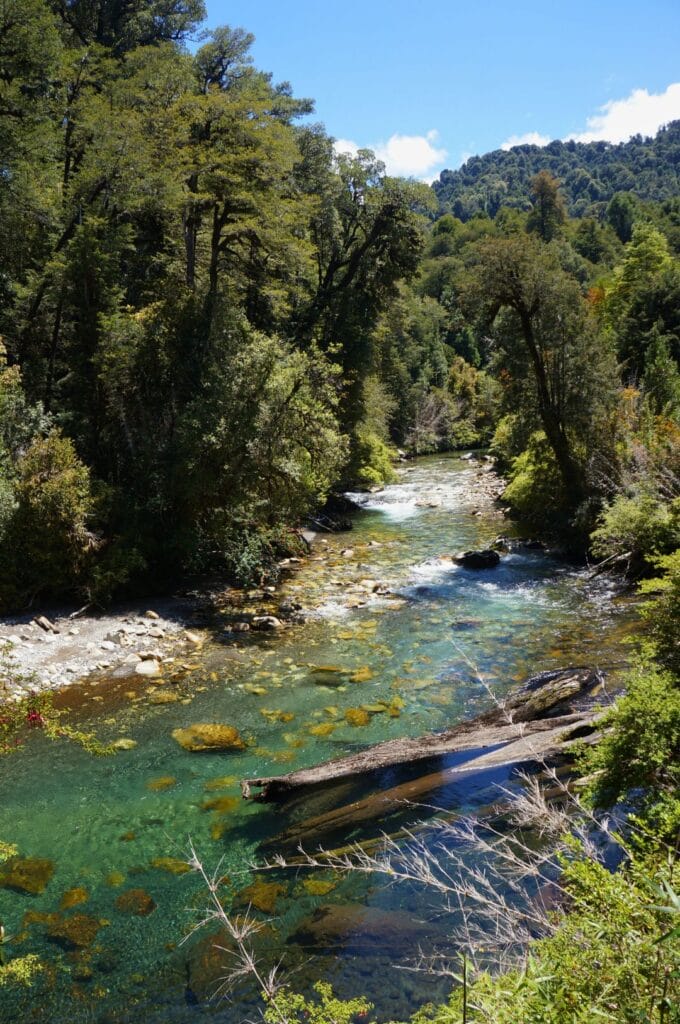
{"left": 135, "top": 659, "right": 162, "bottom": 677}
{"left": 0, "top": 856, "right": 55, "bottom": 895}
{"left": 171, "top": 723, "right": 246, "bottom": 752}
{"left": 252, "top": 615, "right": 283, "bottom": 632}
{"left": 112, "top": 737, "right": 137, "bottom": 751}
{"left": 454, "top": 549, "right": 500, "bottom": 570}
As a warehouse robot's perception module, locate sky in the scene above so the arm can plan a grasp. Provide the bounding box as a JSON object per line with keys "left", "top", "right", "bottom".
{"left": 204, "top": 1, "right": 680, "bottom": 182}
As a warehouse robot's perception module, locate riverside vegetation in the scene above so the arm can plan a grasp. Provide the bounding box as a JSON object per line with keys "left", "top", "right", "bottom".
{"left": 0, "top": 2, "right": 679, "bottom": 1021}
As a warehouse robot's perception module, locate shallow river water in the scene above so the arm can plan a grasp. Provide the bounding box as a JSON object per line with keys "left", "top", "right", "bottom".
{"left": 0, "top": 456, "right": 636, "bottom": 1023}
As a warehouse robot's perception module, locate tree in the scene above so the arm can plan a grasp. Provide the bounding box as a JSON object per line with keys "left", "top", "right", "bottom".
{"left": 469, "top": 235, "right": 616, "bottom": 503}
{"left": 526, "top": 171, "right": 566, "bottom": 242}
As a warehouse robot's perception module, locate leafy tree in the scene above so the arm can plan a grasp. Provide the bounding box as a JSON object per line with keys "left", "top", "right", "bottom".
{"left": 526, "top": 171, "right": 566, "bottom": 242}
{"left": 468, "top": 235, "right": 616, "bottom": 503}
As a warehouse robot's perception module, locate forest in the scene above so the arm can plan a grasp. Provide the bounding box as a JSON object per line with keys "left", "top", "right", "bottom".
{"left": 0, "top": 2, "right": 678, "bottom": 1022}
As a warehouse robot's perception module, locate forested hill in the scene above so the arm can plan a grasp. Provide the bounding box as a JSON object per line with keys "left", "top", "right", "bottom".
{"left": 433, "top": 120, "right": 680, "bottom": 219}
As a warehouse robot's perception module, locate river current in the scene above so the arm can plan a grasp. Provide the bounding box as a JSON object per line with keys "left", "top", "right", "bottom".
{"left": 0, "top": 455, "right": 635, "bottom": 1023}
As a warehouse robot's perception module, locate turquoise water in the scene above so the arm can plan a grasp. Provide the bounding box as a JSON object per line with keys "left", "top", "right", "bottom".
{"left": 0, "top": 456, "right": 635, "bottom": 1023}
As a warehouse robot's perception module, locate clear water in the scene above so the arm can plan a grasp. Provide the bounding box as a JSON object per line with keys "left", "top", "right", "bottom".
{"left": 0, "top": 456, "right": 636, "bottom": 1023}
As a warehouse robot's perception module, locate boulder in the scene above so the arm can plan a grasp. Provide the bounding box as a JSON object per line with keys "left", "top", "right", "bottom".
{"left": 172, "top": 723, "right": 246, "bottom": 752}
{"left": 454, "top": 549, "right": 500, "bottom": 570}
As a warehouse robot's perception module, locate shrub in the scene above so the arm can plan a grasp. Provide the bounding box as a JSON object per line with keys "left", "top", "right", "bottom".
{"left": 590, "top": 493, "right": 680, "bottom": 573}
{"left": 502, "top": 433, "right": 566, "bottom": 533}
{"left": 0, "top": 431, "right": 95, "bottom": 610}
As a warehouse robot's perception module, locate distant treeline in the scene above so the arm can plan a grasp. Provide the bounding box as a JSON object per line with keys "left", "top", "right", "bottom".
{"left": 433, "top": 120, "right": 680, "bottom": 221}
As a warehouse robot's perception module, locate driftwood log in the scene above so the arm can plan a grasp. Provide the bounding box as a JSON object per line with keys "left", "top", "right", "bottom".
{"left": 241, "top": 667, "right": 605, "bottom": 803}
{"left": 265, "top": 714, "right": 600, "bottom": 851}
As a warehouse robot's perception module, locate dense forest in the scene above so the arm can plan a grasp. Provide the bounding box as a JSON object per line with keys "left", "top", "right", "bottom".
{"left": 0, "top": 3, "right": 679, "bottom": 1021}
{"left": 434, "top": 121, "right": 680, "bottom": 221}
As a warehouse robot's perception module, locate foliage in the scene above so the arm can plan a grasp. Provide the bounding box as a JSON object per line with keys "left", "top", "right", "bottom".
{"left": 418, "top": 856, "right": 679, "bottom": 1024}
{"left": 263, "top": 981, "right": 373, "bottom": 1024}
{"left": 640, "top": 549, "right": 680, "bottom": 676}
{"left": 502, "top": 433, "right": 566, "bottom": 533}
{"left": 583, "top": 661, "right": 680, "bottom": 828}
{"left": 591, "top": 494, "right": 680, "bottom": 573}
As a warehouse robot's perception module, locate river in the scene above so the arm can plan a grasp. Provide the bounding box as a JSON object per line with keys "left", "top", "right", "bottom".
{"left": 0, "top": 455, "right": 636, "bottom": 1023}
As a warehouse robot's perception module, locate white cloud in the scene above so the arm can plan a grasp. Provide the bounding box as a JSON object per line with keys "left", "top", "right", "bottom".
{"left": 499, "top": 83, "right": 680, "bottom": 155}
{"left": 566, "top": 82, "right": 680, "bottom": 143}
{"left": 500, "top": 131, "right": 550, "bottom": 151}
{"left": 334, "top": 138, "right": 360, "bottom": 159}
{"left": 334, "top": 129, "right": 447, "bottom": 182}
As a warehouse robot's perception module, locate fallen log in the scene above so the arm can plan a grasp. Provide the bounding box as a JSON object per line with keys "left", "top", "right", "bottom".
{"left": 267, "top": 714, "right": 600, "bottom": 851}
{"left": 241, "top": 667, "right": 604, "bottom": 802}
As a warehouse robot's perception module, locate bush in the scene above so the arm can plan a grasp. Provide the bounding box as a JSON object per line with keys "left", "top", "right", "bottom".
{"left": 349, "top": 426, "right": 397, "bottom": 487}
{"left": 502, "top": 433, "right": 566, "bottom": 534}
{"left": 639, "top": 548, "right": 680, "bottom": 676}
{"left": 0, "top": 431, "right": 95, "bottom": 610}
{"left": 591, "top": 493, "right": 680, "bottom": 573}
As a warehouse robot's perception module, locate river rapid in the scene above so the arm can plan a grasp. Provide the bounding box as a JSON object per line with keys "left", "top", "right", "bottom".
{"left": 0, "top": 455, "right": 636, "bottom": 1023}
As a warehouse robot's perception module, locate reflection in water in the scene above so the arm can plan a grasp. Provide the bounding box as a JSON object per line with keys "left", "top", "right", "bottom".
{"left": 0, "top": 455, "right": 636, "bottom": 1022}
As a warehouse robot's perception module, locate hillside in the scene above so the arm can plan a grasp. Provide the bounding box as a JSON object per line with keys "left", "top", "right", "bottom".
{"left": 433, "top": 119, "right": 680, "bottom": 219}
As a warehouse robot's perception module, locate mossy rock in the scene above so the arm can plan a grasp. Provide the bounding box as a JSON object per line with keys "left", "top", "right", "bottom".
{"left": 172, "top": 724, "right": 245, "bottom": 752}
{"left": 0, "top": 856, "right": 54, "bottom": 895}
{"left": 114, "top": 888, "right": 156, "bottom": 916}
{"left": 146, "top": 775, "right": 177, "bottom": 792}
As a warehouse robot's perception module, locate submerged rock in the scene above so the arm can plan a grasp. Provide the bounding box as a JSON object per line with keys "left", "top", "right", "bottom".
{"left": 60, "top": 886, "right": 89, "bottom": 910}
{"left": 46, "top": 912, "right": 104, "bottom": 949}
{"left": 150, "top": 857, "right": 191, "bottom": 876}
{"left": 172, "top": 723, "right": 246, "bottom": 752}
{"left": 115, "top": 888, "right": 156, "bottom": 916}
{"left": 289, "top": 905, "right": 433, "bottom": 951}
{"left": 0, "top": 856, "right": 55, "bottom": 895}
{"left": 454, "top": 549, "right": 500, "bottom": 569}
{"left": 234, "top": 879, "right": 286, "bottom": 914}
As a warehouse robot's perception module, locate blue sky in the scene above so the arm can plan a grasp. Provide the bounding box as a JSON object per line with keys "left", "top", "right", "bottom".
{"left": 204, "top": 1, "right": 680, "bottom": 181}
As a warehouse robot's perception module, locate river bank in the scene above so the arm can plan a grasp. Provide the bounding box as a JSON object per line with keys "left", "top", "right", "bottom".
{"left": 0, "top": 455, "right": 506, "bottom": 700}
